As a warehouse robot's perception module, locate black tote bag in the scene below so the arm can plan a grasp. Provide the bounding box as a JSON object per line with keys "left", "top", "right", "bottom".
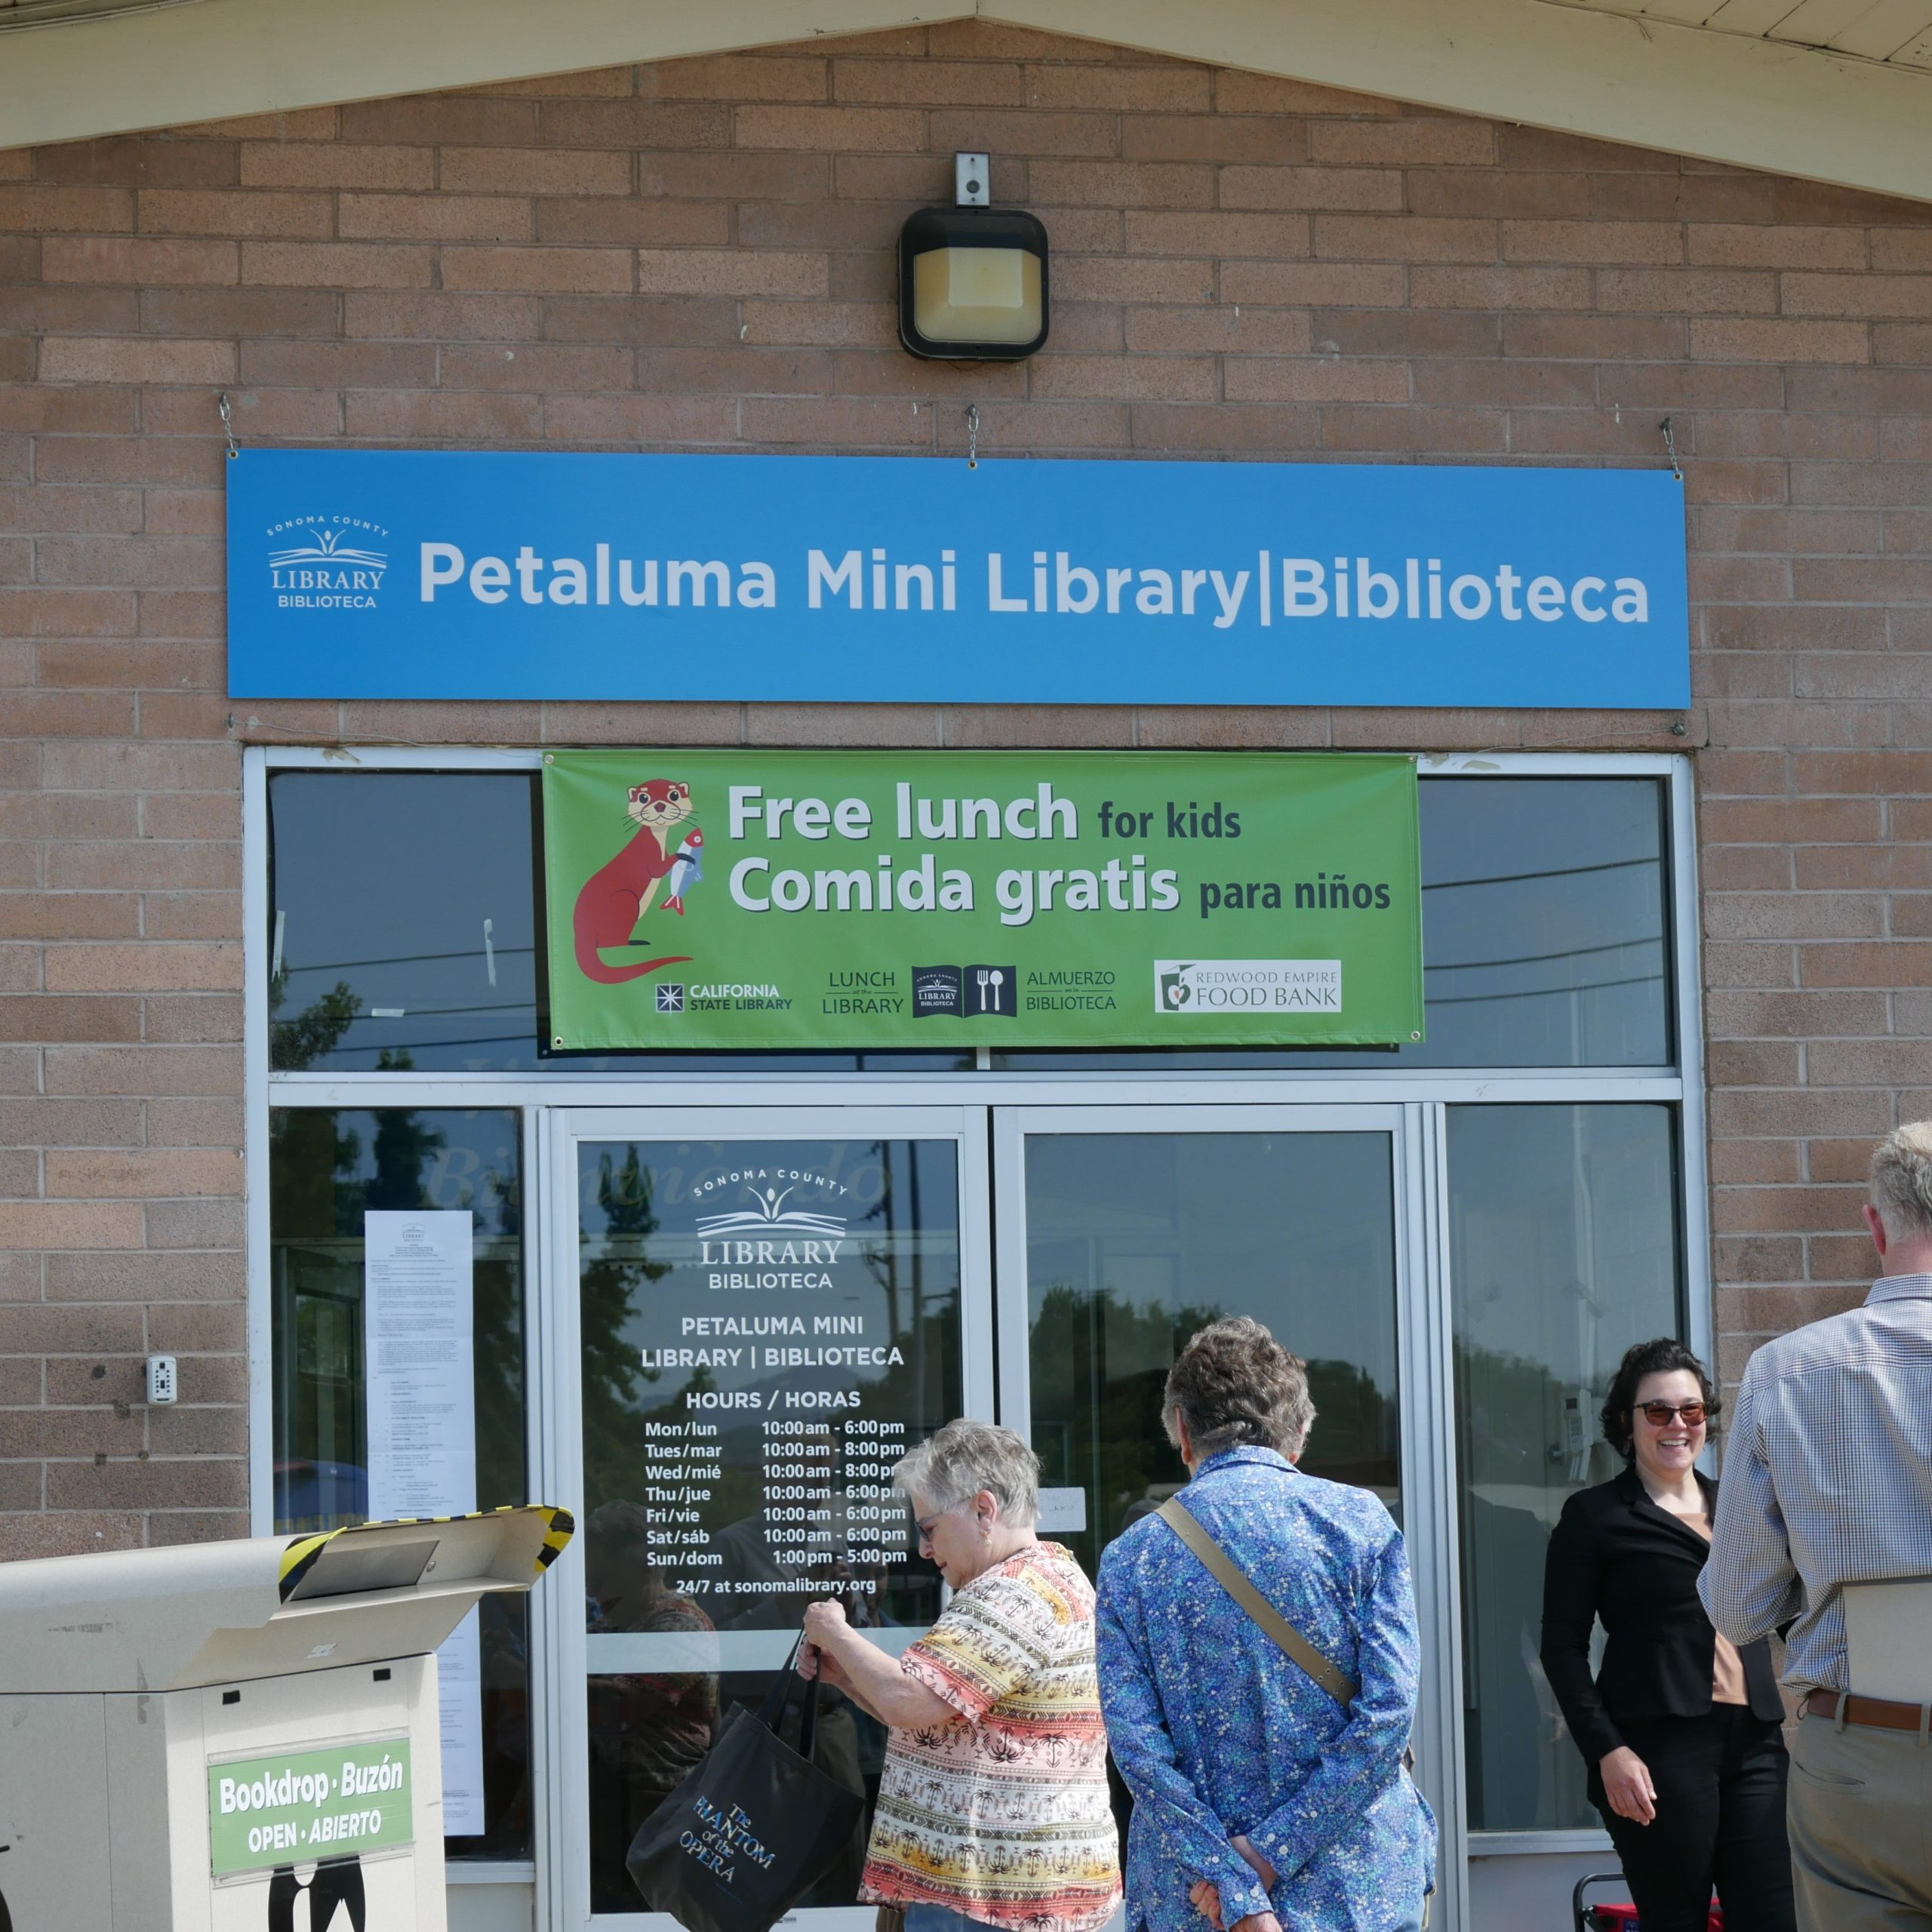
{"left": 627, "top": 1636, "right": 866, "bottom": 1932}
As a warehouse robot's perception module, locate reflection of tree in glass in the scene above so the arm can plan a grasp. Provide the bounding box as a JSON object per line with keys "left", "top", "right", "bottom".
{"left": 269, "top": 971, "right": 358, "bottom": 1071}
{"left": 1029, "top": 1284, "right": 1399, "bottom": 1577}
{"left": 580, "top": 1148, "right": 672, "bottom": 1512}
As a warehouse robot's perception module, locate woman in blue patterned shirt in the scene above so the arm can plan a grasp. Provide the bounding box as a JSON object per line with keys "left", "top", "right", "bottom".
{"left": 1097, "top": 1316, "right": 1435, "bottom": 1932}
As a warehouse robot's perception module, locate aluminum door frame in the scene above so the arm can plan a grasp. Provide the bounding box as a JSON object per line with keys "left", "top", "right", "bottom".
{"left": 538, "top": 1103, "right": 997, "bottom": 1932}
{"left": 990, "top": 1101, "right": 1469, "bottom": 1932}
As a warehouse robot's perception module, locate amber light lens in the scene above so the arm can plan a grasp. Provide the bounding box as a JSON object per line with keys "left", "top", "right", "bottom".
{"left": 898, "top": 205, "right": 1050, "bottom": 361}
{"left": 911, "top": 246, "right": 1042, "bottom": 346}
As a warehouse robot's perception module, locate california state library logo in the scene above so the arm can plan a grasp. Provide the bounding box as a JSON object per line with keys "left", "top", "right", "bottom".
{"left": 265, "top": 514, "right": 389, "bottom": 611}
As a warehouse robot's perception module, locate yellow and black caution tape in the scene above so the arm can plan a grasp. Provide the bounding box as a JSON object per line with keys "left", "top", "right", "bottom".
{"left": 277, "top": 1504, "right": 576, "bottom": 1600}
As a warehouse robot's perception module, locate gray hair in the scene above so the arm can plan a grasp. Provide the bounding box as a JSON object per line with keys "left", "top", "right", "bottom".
{"left": 1870, "top": 1120, "right": 1932, "bottom": 1239}
{"left": 1162, "top": 1315, "right": 1317, "bottom": 1460}
{"left": 892, "top": 1419, "right": 1040, "bottom": 1527}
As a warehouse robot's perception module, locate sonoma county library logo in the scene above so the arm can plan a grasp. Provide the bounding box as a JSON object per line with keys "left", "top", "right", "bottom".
{"left": 266, "top": 514, "right": 389, "bottom": 610}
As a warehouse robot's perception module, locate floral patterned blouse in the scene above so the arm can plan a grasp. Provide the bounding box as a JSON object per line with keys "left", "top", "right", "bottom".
{"left": 1097, "top": 1447, "right": 1435, "bottom": 1932}
{"left": 860, "top": 1541, "right": 1123, "bottom": 1932}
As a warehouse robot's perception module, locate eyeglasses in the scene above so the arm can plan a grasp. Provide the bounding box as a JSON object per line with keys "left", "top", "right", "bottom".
{"left": 1637, "top": 1401, "right": 1707, "bottom": 1427}
{"left": 913, "top": 1510, "right": 949, "bottom": 1544}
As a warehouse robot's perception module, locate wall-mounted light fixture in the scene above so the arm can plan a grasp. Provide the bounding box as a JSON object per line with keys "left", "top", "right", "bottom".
{"left": 898, "top": 153, "right": 1049, "bottom": 361}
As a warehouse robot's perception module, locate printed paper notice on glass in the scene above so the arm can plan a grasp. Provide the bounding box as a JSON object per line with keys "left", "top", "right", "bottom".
{"left": 363, "top": 1208, "right": 483, "bottom": 1837}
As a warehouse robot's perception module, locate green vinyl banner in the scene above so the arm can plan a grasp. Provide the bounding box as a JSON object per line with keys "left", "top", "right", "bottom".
{"left": 543, "top": 750, "right": 1423, "bottom": 1051}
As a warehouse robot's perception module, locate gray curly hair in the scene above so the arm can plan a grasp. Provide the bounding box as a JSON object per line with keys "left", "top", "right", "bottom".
{"left": 891, "top": 1418, "right": 1039, "bottom": 1527}
{"left": 1162, "top": 1315, "right": 1317, "bottom": 1460}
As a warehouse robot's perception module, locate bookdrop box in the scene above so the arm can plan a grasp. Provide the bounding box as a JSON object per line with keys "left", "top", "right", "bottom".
{"left": 0, "top": 1506, "right": 571, "bottom": 1931}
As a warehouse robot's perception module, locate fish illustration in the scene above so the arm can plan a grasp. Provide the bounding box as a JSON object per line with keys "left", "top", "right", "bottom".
{"left": 663, "top": 828, "right": 704, "bottom": 915}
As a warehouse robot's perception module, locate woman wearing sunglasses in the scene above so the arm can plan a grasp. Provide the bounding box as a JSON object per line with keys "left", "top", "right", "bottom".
{"left": 1540, "top": 1339, "right": 1795, "bottom": 1932}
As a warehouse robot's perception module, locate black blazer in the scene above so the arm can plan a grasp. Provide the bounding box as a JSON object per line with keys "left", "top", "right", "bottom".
{"left": 1539, "top": 1466, "right": 1783, "bottom": 1764}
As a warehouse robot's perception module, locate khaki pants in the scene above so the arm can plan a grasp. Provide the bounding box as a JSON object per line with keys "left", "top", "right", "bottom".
{"left": 1788, "top": 1712, "right": 1932, "bottom": 1930}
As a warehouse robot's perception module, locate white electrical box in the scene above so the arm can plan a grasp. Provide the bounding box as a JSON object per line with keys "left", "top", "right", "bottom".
{"left": 0, "top": 1506, "right": 571, "bottom": 1932}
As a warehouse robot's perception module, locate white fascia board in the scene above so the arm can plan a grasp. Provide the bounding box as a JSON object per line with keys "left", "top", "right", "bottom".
{"left": 2, "top": 0, "right": 1930, "bottom": 208}
{"left": 1012, "top": 0, "right": 1932, "bottom": 204}
{"left": 0, "top": 0, "right": 959, "bottom": 147}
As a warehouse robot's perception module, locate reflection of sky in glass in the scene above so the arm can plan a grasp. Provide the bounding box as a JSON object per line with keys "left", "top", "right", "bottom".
{"left": 1025, "top": 1131, "right": 1400, "bottom": 1555}
{"left": 1025, "top": 1133, "right": 1395, "bottom": 1373}
{"left": 270, "top": 773, "right": 538, "bottom": 1069}
{"left": 1417, "top": 778, "right": 1668, "bottom": 1066}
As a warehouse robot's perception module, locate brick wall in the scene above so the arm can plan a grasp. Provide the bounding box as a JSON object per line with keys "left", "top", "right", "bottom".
{"left": 2, "top": 20, "right": 1929, "bottom": 1552}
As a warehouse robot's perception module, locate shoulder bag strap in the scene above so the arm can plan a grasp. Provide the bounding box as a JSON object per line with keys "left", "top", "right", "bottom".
{"left": 1156, "top": 1495, "right": 1358, "bottom": 1709}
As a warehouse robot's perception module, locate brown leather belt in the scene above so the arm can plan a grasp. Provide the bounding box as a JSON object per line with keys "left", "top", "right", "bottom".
{"left": 1804, "top": 1687, "right": 1932, "bottom": 1731}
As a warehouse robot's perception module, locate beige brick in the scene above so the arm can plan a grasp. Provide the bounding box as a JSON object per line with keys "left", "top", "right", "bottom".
{"left": 0, "top": 1202, "right": 144, "bottom": 1250}
{"left": 36, "top": 337, "right": 235, "bottom": 385}
{"left": 241, "top": 241, "right": 435, "bottom": 288}
{"left": 1782, "top": 273, "right": 1932, "bottom": 320}
{"left": 1026, "top": 161, "right": 1214, "bottom": 210}
{"left": 340, "top": 194, "right": 533, "bottom": 242}
{"left": 440, "top": 148, "right": 633, "bottom": 196}
{"left": 0, "top": 185, "right": 132, "bottom": 230}
{"left": 1501, "top": 219, "right": 1683, "bottom": 263}
{"left": 635, "top": 249, "right": 824, "bottom": 297}
{"left": 644, "top": 54, "right": 827, "bottom": 102}
{"left": 44, "top": 944, "right": 241, "bottom": 993}
{"left": 137, "top": 189, "right": 331, "bottom": 237}
{"left": 1029, "top": 355, "right": 1217, "bottom": 401}
{"left": 1224, "top": 358, "right": 1408, "bottom": 402}
{"left": 1023, "top": 65, "right": 1212, "bottom": 112}
{"left": 1410, "top": 265, "right": 1592, "bottom": 309}
{"left": 1309, "top": 118, "right": 1494, "bottom": 166}
{"left": 1221, "top": 260, "right": 1406, "bottom": 306}
{"left": 1220, "top": 167, "right": 1404, "bottom": 213}
{"left": 1689, "top": 224, "right": 1868, "bottom": 269}
{"left": 1316, "top": 217, "right": 1496, "bottom": 263}
{"left": 42, "top": 237, "right": 237, "bottom": 284}
{"left": 45, "top": 1149, "right": 240, "bottom": 1199}
{"left": 734, "top": 105, "right": 924, "bottom": 152}
{"left": 1690, "top": 319, "right": 1870, "bottom": 363}
{"left": 239, "top": 143, "right": 433, "bottom": 190}
{"left": 441, "top": 246, "right": 632, "bottom": 293}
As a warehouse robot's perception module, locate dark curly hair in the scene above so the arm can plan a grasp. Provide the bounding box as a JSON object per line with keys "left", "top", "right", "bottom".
{"left": 1600, "top": 1337, "right": 1720, "bottom": 1463}
{"left": 1162, "top": 1315, "right": 1316, "bottom": 1460}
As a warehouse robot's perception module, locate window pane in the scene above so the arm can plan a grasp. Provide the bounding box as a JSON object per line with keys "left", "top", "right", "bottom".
{"left": 995, "top": 775, "right": 1672, "bottom": 1071}
{"left": 267, "top": 771, "right": 966, "bottom": 1072}
{"left": 575, "top": 1137, "right": 963, "bottom": 1913}
{"left": 269, "top": 1106, "right": 529, "bottom": 1860}
{"left": 1447, "top": 1103, "right": 1681, "bottom": 1834}
{"left": 1026, "top": 1131, "right": 1401, "bottom": 1577}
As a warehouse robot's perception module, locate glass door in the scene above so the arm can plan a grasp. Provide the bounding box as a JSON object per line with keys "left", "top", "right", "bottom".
{"left": 990, "top": 1104, "right": 1461, "bottom": 1922}
{"left": 546, "top": 1106, "right": 993, "bottom": 1929}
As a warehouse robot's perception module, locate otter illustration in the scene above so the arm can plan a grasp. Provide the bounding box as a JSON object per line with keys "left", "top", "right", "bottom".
{"left": 571, "top": 779, "right": 699, "bottom": 985}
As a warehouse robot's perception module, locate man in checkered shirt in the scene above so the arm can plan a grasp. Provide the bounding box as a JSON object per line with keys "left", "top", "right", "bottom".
{"left": 1701, "top": 1120, "right": 1932, "bottom": 1931}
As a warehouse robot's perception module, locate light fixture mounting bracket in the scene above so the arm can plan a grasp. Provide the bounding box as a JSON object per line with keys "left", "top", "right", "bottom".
{"left": 955, "top": 152, "right": 990, "bottom": 208}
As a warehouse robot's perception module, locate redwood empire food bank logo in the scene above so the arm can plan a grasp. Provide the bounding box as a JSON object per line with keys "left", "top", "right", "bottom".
{"left": 1157, "top": 959, "right": 1343, "bottom": 1013}
{"left": 266, "top": 515, "right": 389, "bottom": 610}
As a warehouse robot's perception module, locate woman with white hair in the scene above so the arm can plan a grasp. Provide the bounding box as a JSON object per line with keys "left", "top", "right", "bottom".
{"left": 799, "top": 1418, "right": 1122, "bottom": 1932}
